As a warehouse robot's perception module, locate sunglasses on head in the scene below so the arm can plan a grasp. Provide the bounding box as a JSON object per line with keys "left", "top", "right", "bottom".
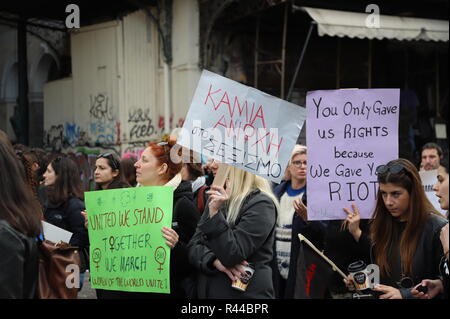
{"left": 97, "top": 152, "right": 119, "bottom": 170}
{"left": 53, "top": 155, "right": 64, "bottom": 163}
{"left": 375, "top": 164, "right": 406, "bottom": 176}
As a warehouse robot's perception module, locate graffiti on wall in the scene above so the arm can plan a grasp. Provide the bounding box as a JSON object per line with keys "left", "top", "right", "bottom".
{"left": 157, "top": 115, "right": 185, "bottom": 133}
{"left": 44, "top": 124, "right": 64, "bottom": 151}
{"left": 90, "top": 120, "right": 117, "bottom": 144}
{"left": 44, "top": 123, "right": 92, "bottom": 151}
{"left": 89, "top": 93, "right": 114, "bottom": 121}
{"left": 89, "top": 93, "right": 118, "bottom": 145}
{"left": 128, "top": 108, "right": 156, "bottom": 140}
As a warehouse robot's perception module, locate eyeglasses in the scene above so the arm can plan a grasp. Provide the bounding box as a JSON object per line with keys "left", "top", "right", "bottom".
{"left": 291, "top": 160, "right": 306, "bottom": 168}
{"left": 375, "top": 164, "right": 406, "bottom": 176}
{"left": 97, "top": 152, "right": 119, "bottom": 170}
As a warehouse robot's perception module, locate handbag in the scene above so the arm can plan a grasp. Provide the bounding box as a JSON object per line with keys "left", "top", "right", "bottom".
{"left": 37, "top": 239, "right": 81, "bottom": 299}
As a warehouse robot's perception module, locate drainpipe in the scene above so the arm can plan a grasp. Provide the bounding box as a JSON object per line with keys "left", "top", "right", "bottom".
{"left": 18, "top": 16, "right": 29, "bottom": 145}
{"left": 164, "top": 61, "right": 171, "bottom": 134}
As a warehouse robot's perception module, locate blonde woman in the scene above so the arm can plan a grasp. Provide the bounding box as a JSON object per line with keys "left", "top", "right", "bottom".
{"left": 188, "top": 167, "right": 279, "bottom": 298}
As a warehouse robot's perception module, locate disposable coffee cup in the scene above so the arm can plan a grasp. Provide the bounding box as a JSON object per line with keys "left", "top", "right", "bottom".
{"left": 231, "top": 264, "right": 255, "bottom": 291}
{"left": 347, "top": 260, "right": 379, "bottom": 291}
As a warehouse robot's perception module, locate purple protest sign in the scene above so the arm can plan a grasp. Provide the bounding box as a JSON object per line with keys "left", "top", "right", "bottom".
{"left": 306, "top": 89, "right": 399, "bottom": 220}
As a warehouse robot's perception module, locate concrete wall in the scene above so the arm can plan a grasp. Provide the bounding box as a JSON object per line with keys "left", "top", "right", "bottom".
{"left": 42, "top": 0, "right": 201, "bottom": 157}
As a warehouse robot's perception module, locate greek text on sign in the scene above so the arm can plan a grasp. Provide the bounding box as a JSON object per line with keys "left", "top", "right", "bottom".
{"left": 178, "top": 70, "right": 306, "bottom": 183}
{"left": 306, "top": 89, "right": 399, "bottom": 220}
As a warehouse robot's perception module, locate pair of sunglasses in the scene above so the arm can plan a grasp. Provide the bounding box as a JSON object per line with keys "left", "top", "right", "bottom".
{"left": 375, "top": 164, "right": 406, "bottom": 176}
{"left": 97, "top": 152, "right": 119, "bottom": 170}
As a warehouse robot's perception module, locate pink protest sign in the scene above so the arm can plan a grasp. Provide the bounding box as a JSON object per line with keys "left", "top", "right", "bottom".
{"left": 306, "top": 89, "right": 399, "bottom": 220}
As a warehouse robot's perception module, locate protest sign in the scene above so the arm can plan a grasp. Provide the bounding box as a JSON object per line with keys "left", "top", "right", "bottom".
{"left": 306, "top": 89, "right": 399, "bottom": 220}
{"left": 85, "top": 187, "right": 173, "bottom": 293}
{"left": 419, "top": 169, "right": 447, "bottom": 216}
{"left": 42, "top": 221, "right": 73, "bottom": 244}
{"left": 177, "top": 70, "right": 306, "bottom": 184}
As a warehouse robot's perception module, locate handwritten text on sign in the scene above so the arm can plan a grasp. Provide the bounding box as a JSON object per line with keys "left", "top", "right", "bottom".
{"left": 306, "top": 89, "right": 399, "bottom": 220}
{"left": 177, "top": 70, "right": 306, "bottom": 184}
{"left": 85, "top": 187, "right": 173, "bottom": 293}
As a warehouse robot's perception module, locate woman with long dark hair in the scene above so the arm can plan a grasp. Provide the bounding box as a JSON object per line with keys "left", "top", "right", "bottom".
{"left": 94, "top": 152, "right": 130, "bottom": 190}
{"left": 43, "top": 155, "right": 88, "bottom": 249}
{"left": 0, "top": 137, "right": 42, "bottom": 298}
{"left": 344, "top": 158, "right": 447, "bottom": 299}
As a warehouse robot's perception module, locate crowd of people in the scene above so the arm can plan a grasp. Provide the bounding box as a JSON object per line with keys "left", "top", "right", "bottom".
{"left": 0, "top": 129, "right": 448, "bottom": 300}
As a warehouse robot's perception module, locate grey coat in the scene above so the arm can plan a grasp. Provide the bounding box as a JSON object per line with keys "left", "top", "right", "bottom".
{"left": 188, "top": 189, "right": 277, "bottom": 299}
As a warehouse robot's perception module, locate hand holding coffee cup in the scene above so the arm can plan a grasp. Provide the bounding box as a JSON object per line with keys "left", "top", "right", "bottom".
{"left": 231, "top": 263, "right": 255, "bottom": 292}
{"left": 347, "top": 260, "right": 380, "bottom": 290}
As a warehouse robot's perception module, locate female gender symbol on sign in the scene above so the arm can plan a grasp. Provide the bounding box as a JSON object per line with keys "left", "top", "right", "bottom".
{"left": 154, "top": 246, "right": 167, "bottom": 274}
{"left": 92, "top": 248, "right": 102, "bottom": 270}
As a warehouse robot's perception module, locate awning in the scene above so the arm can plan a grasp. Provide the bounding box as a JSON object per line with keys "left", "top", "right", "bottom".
{"left": 301, "top": 6, "right": 449, "bottom": 42}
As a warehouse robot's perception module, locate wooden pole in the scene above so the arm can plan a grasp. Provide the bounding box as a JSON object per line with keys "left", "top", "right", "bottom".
{"left": 298, "top": 233, "right": 347, "bottom": 279}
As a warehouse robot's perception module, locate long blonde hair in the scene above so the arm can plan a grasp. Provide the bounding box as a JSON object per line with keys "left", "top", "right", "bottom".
{"left": 225, "top": 167, "right": 280, "bottom": 225}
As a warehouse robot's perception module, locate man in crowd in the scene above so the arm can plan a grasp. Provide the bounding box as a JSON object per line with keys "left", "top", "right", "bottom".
{"left": 420, "top": 142, "right": 444, "bottom": 171}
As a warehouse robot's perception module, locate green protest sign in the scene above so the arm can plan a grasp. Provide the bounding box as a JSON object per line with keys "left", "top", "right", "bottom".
{"left": 85, "top": 187, "right": 173, "bottom": 293}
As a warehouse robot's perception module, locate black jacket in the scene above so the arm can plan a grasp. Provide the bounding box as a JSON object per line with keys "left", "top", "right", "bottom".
{"left": 44, "top": 197, "right": 88, "bottom": 249}
{"left": 0, "top": 220, "right": 39, "bottom": 299}
{"left": 188, "top": 190, "right": 277, "bottom": 299}
{"left": 358, "top": 213, "right": 447, "bottom": 299}
{"left": 440, "top": 257, "right": 448, "bottom": 299}
{"left": 167, "top": 180, "right": 200, "bottom": 298}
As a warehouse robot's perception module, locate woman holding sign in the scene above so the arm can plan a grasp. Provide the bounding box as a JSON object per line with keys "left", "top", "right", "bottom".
{"left": 87, "top": 152, "right": 130, "bottom": 299}
{"left": 132, "top": 137, "right": 199, "bottom": 298}
{"left": 343, "top": 158, "right": 447, "bottom": 299}
{"left": 188, "top": 166, "right": 279, "bottom": 298}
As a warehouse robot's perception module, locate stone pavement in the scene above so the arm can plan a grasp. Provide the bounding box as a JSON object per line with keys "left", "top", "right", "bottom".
{"left": 78, "top": 271, "right": 97, "bottom": 299}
